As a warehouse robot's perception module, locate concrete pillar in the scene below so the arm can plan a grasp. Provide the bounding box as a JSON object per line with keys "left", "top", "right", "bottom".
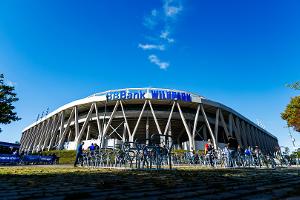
{"left": 122, "top": 122, "right": 127, "bottom": 143}
{"left": 85, "top": 123, "right": 91, "bottom": 141}
{"left": 67, "top": 130, "right": 72, "bottom": 142}
{"left": 146, "top": 116, "right": 149, "bottom": 145}
{"left": 229, "top": 114, "right": 233, "bottom": 136}
{"left": 168, "top": 120, "right": 172, "bottom": 147}
{"left": 214, "top": 109, "right": 220, "bottom": 147}
{"left": 247, "top": 124, "right": 254, "bottom": 147}
{"left": 203, "top": 126, "right": 208, "bottom": 141}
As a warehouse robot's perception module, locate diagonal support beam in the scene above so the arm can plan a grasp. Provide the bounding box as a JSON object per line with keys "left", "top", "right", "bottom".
{"left": 102, "top": 101, "right": 120, "bottom": 137}
{"left": 48, "top": 112, "right": 64, "bottom": 150}
{"left": 57, "top": 107, "right": 75, "bottom": 149}
{"left": 192, "top": 104, "right": 201, "bottom": 140}
{"left": 74, "top": 106, "right": 79, "bottom": 138}
{"left": 149, "top": 100, "right": 162, "bottom": 135}
{"left": 177, "top": 102, "right": 193, "bottom": 151}
{"left": 200, "top": 104, "right": 217, "bottom": 149}
{"left": 214, "top": 109, "right": 220, "bottom": 146}
{"left": 75, "top": 103, "right": 95, "bottom": 144}
{"left": 163, "top": 101, "right": 176, "bottom": 135}
{"left": 132, "top": 100, "right": 148, "bottom": 138}
{"left": 120, "top": 100, "right": 132, "bottom": 136}
{"left": 94, "top": 103, "right": 103, "bottom": 142}
{"left": 219, "top": 109, "right": 230, "bottom": 137}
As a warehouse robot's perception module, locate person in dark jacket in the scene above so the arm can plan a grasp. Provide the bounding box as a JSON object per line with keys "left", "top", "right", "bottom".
{"left": 74, "top": 142, "right": 84, "bottom": 167}
{"left": 227, "top": 136, "right": 238, "bottom": 167}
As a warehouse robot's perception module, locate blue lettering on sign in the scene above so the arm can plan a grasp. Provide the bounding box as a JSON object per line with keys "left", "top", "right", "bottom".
{"left": 133, "top": 92, "right": 139, "bottom": 99}
{"left": 127, "top": 92, "right": 132, "bottom": 99}
{"left": 139, "top": 91, "right": 146, "bottom": 99}
{"left": 171, "top": 92, "right": 177, "bottom": 99}
{"left": 106, "top": 93, "right": 112, "bottom": 101}
{"left": 120, "top": 91, "right": 126, "bottom": 99}
{"left": 106, "top": 89, "right": 192, "bottom": 102}
{"left": 151, "top": 90, "right": 192, "bottom": 102}
{"left": 166, "top": 91, "right": 172, "bottom": 99}
{"left": 186, "top": 94, "right": 192, "bottom": 102}
{"left": 181, "top": 93, "right": 186, "bottom": 101}
{"left": 151, "top": 90, "right": 159, "bottom": 99}
{"left": 113, "top": 92, "right": 119, "bottom": 100}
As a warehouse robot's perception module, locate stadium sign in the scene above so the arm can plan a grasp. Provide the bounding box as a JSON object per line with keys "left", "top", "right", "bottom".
{"left": 106, "top": 89, "right": 192, "bottom": 102}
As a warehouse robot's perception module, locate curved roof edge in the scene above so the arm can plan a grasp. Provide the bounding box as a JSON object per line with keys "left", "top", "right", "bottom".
{"left": 22, "top": 88, "right": 277, "bottom": 140}
{"left": 23, "top": 88, "right": 203, "bottom": 131}
{"left": 201, "top": 99, "right": 277, "bottom": 140}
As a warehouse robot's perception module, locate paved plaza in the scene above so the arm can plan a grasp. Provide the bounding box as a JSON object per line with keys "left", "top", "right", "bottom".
{"left": 0, "top": 165, "right": 299, "bottom": 200}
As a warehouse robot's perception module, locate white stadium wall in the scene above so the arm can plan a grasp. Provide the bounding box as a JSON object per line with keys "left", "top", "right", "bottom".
{"left": 20, "top": 88, "right": 279, "bottom": 153}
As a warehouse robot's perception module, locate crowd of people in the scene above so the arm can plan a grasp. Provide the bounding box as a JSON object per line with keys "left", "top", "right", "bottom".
{"left": 190, "top": 137, "right": 290, "bottom": 168}
{"left": 74, "top": 142, "right": 100, "bottom": 167}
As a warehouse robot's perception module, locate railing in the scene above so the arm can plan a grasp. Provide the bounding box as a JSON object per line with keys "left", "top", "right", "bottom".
{"left": 78, "top": 138, "right": 292, "bottom": 169}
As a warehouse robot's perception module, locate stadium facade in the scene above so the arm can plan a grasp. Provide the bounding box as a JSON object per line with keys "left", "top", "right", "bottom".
{"left": 20, "top": 88, "right": 279, "bottom": 153}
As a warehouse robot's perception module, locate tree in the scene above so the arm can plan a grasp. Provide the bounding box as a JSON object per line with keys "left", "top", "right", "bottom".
{"left": 286, "top": 81, "right": 300, "bottom": 90}
{"left": 0, "top": 74, "right": 21, "bottom": 132}
{"left": 281, "top": 96, "right": 300, "bottom": 132}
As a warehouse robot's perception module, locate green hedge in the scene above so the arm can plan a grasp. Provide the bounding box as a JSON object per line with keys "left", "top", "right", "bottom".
{"left": 41, "top": 150, "right": 76, "bottom": 164}
{"left": 291, "top": 151, "right": 300, "bottom": 158}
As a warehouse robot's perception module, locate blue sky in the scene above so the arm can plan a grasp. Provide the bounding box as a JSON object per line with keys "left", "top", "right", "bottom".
{"left": 1, "top": 0, "right": 300, "bottom": 151}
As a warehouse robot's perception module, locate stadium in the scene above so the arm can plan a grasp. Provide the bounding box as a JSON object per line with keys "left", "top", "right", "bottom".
{"left": 20, "top": 88, "right": 279, "bottom": 153}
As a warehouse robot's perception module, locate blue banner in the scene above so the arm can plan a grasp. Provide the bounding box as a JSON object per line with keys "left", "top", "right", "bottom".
{"left": 0, "top": 154, "right": 20, "bottom": 163}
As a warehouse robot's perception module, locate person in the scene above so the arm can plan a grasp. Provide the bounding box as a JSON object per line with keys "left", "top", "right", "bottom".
{"left": 236, "top": 145, "right": 244, "bottom": 167}
{"left": 88, "top": 143, "right": 95, "bottom": 155}
{"left": 204, "top": 139, "right": 214, "bottom": 167}
{"left": 244, "top": 146, "right": 252, "bottom": 167}
{"left": 227, "top": 136, "right": 238, "bottom": 167}
{"left": 74, "top": 142, "right": 84, "bottom": 167}
{"left": 94, "top": 143, "right": 99, "bottom": 153}
{"left": 254, "top": 146, "right": 262, "bottom": 167}
{"left": 193, "top": 150, "right": 199, "bottom": 164}
{"left": 52, "top": 153, "right": 59, "bottom": 164}
{"left": 204, "top": 139, "right": 212, "bottom": 154}
{"left": 223, "top": 144, "right": 230, "bottom": 167}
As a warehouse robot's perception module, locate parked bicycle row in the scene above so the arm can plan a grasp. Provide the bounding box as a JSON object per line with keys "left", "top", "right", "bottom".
{"left": 173, "top": 148, "right": 291, "bottom": 168}
{"left": 74, "top": 134, "right": 174, "bottom": 169}
{"left": 74, "top": 134, "right": 294, "bottom": 169}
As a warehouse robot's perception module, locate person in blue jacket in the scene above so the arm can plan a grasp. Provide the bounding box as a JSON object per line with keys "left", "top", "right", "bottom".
{"left": 74, "top": 142, "right": 84, "bottom": 167}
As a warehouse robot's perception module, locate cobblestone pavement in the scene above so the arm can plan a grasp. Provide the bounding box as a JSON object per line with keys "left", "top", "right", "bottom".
{"left": 0, "top": 165, "right": 299, "bottom": 200}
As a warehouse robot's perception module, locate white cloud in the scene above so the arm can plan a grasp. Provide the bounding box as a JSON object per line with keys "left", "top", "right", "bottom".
{"left": 160, "top": 30, "right": 175, "bottom": 43}
{"left": 151, "top": 9, "right": 158, "bottom": 16}
{"left": 165, "top": 6, "right": 182, "bottom": 17}
{"left": 148, "top": 54, "right": 169, "bottom": 69}
{"left": 143, "top": 17, "right": 157, "bottom": 29}
{"left": 164, "top": 0, "right": 182, "bottom": 17}
{"left": 138, "top": 43, "right": 165, "bottom": 51}
{"left": 7, "top": 80, "right": 16, "bottom": 87}
{"left": 139, "top": 0, "right": 183, "bottom": 70}
{"left": 143, "top": 9, "right": 160, "bottom": 30}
